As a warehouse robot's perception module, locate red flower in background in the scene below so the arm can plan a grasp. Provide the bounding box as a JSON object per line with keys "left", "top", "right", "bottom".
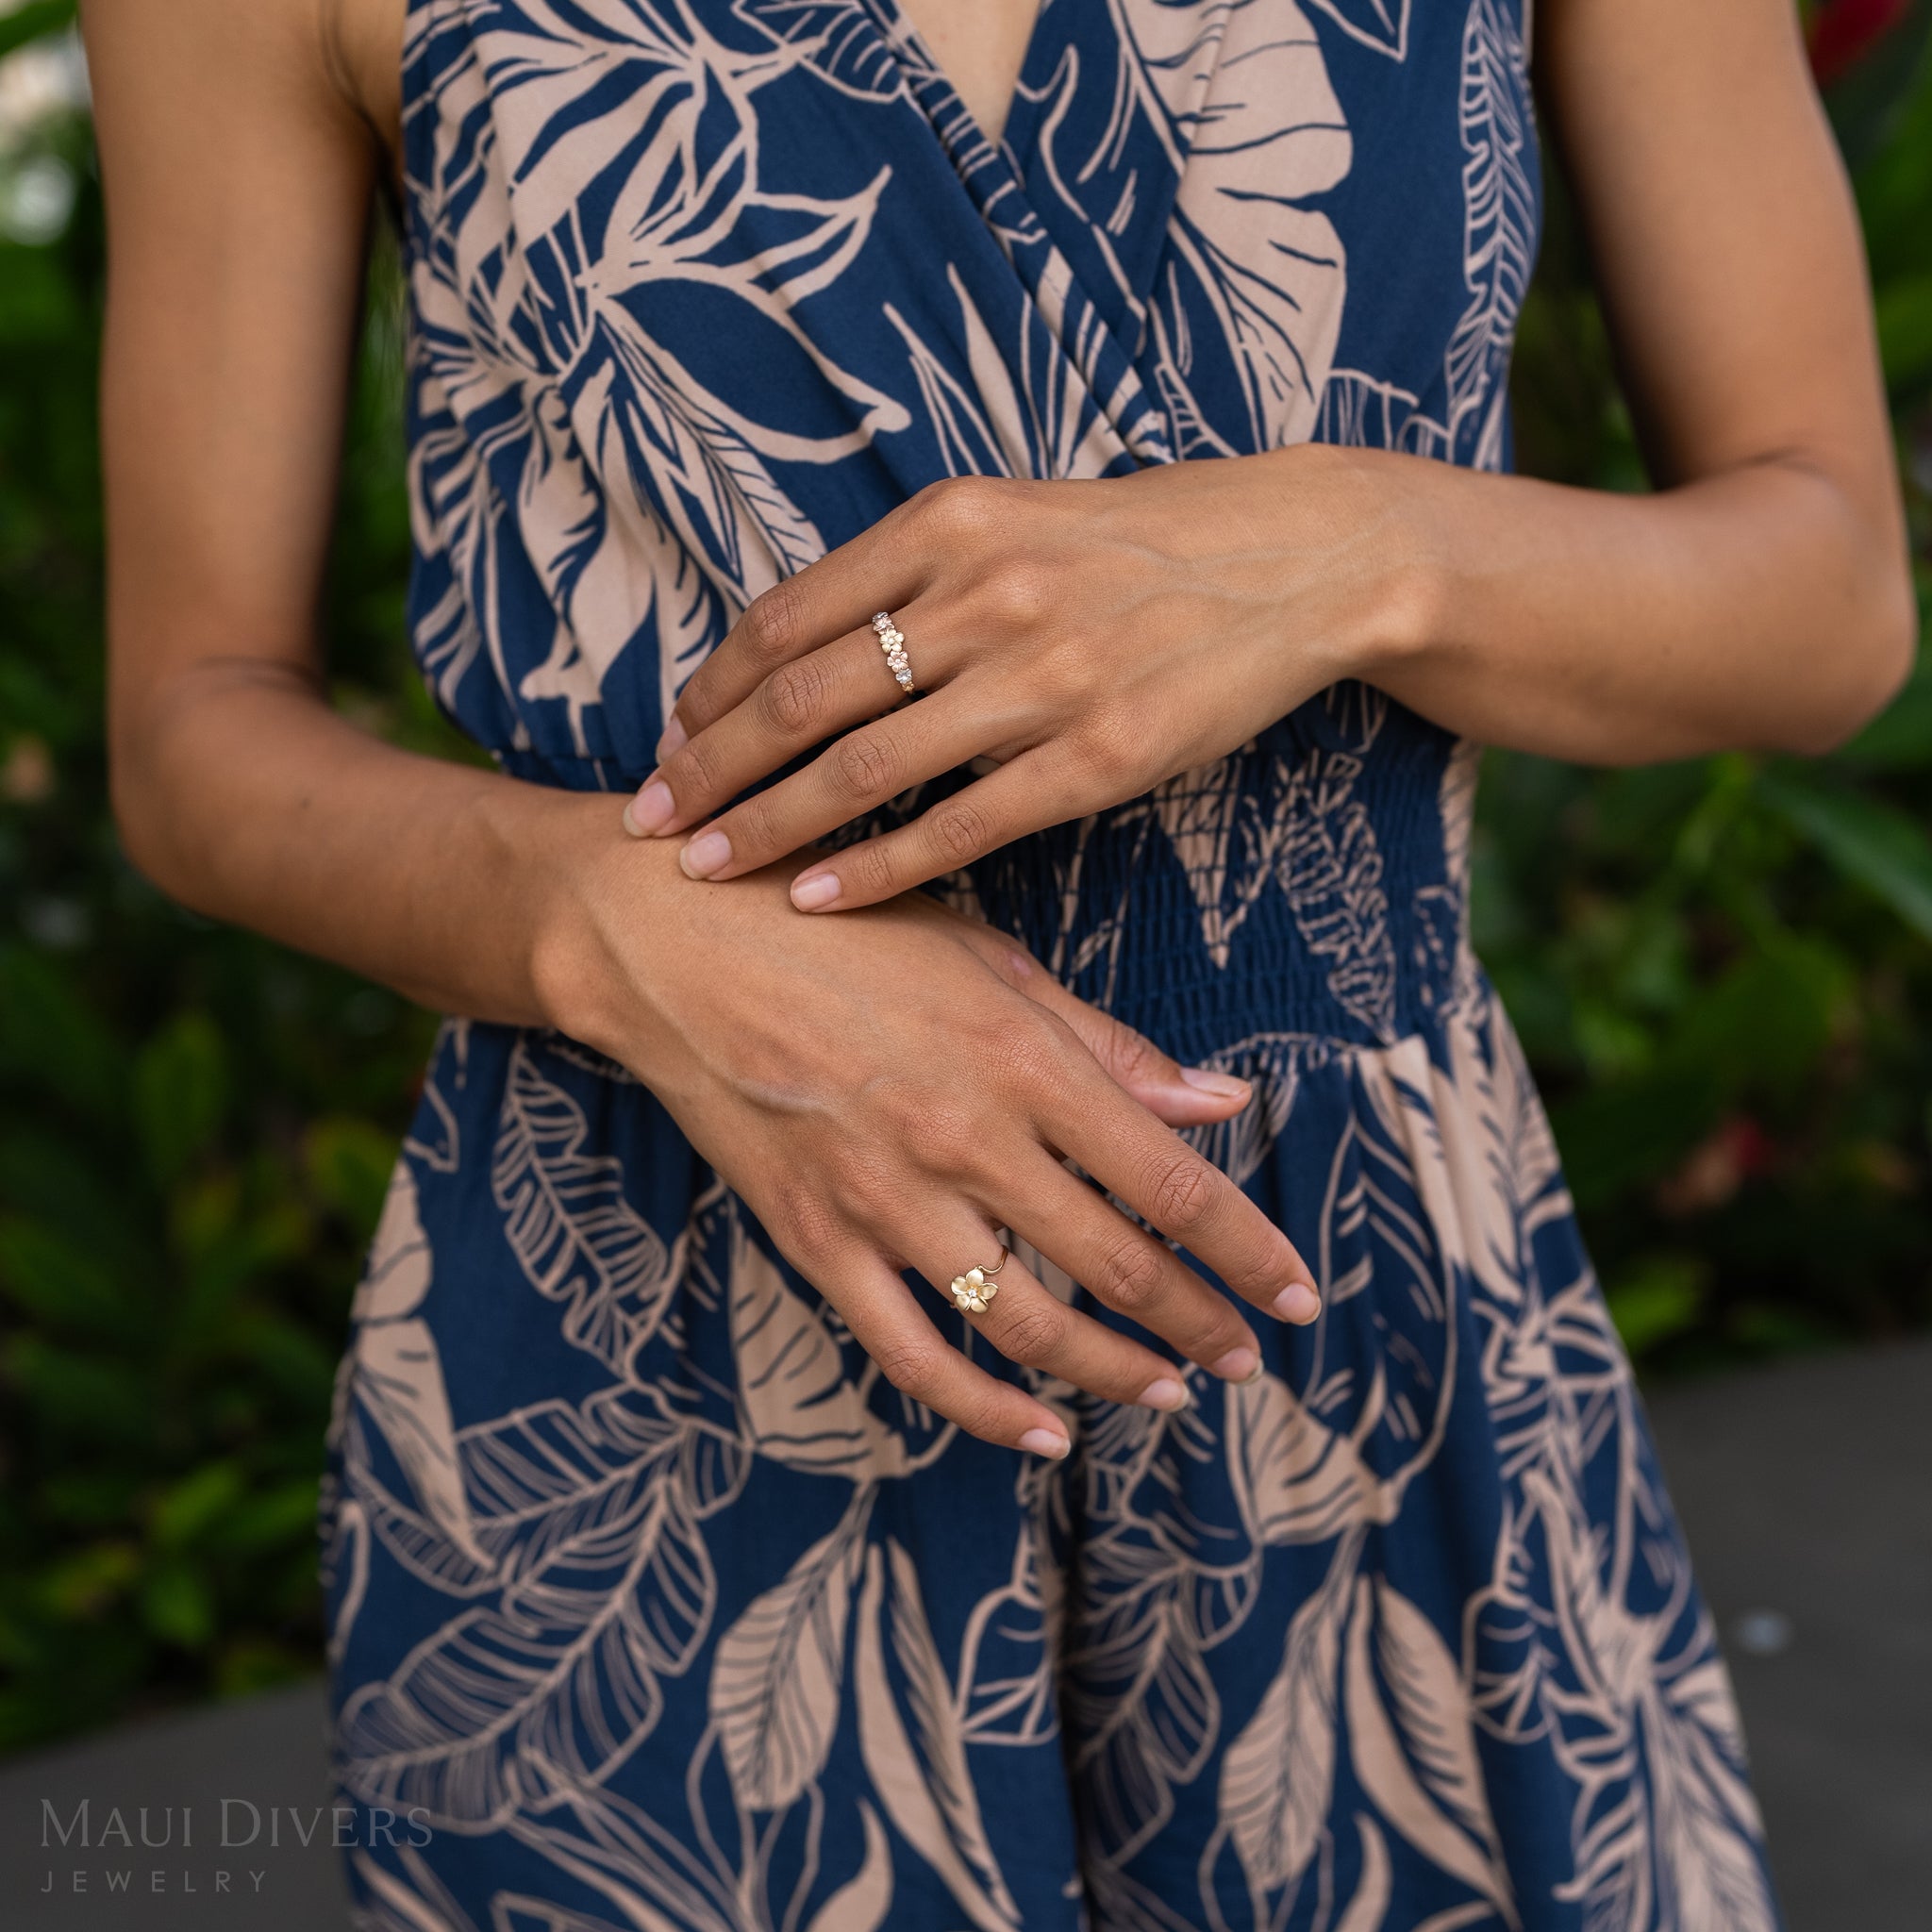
{"left": 1808, "top": 0, "right": 1912, "bottom": 87}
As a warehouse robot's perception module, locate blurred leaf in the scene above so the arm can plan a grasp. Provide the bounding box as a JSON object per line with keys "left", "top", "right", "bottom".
{"left": 1670, "top": 935, "right": 1851, "bottom": 1099}
{"left": 1759, "top": 767, "right": 1932, "bottom": 940}
{"left": 211, "top": 1477, "right": 321, "bottom": 1555}
{"left": 5, "top": 1338, "right": 152, "bottom": 1440}
{"left": 1876, "top": 270, "right": 1932, "bottom": 391}
{"left": 149, "top": 1461, "right": 246, "bottom": 1550}
{"left": 39, "top": 1470, "right": 140, "bottom": 1527}
{"left": 139, "top": 1559, "right": 214, "bottom": 1649}
{"left": 131, "top": 1011, "right": 229, "bottom": 1185}
{"left": 1550, "top": 1069, "right": 1721, "bottom": 1210}
{"left": 1607, "top": 1256, "right": 1707, "bottom": 1358}
{"left": 0, "top": 1, "right": 75, "bottom": 60}
{"left": 303, "top": 1116, "right": 398, "bottom": 1229}
{"left": 0, "top": 945, "right": 122, "bottom": 1120}
{"left": 0, "top": 1217, "right": 135, "bottom": 1336}
{"left": 38, "top": 1541, "right": 140, "bottom": 1620}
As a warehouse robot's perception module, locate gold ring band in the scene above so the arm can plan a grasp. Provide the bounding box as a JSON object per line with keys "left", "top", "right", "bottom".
{"left": 872, "top": 610, "right": 916, "bottom": 695}
{"left": 949, "top": 1246, "right": 1008, "bottom": 1314}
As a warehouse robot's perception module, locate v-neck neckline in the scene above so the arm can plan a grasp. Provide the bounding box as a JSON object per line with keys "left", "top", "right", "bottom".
{"left": 863, "top": 0, "right": 1054, "bottom": 167}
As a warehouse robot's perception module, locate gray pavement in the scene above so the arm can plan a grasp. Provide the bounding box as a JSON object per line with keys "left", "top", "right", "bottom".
{"left": 2, "top": 1340, "right": 1927, "bottom": 1930}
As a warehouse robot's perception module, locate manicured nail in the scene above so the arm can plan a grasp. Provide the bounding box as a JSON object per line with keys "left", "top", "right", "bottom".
{"left": 656, "top": 713, "right": 688, "bottom": 760}
{"left": 1136, "top": 1375, "right": 1190, "bottom": 1412}
{"left": 1210, "top": 1345, "right": 1261, "bottom": 1383}
{"left": 623, "top": 779, "right": 675, "bottom": 837}
{"left": 1019, "top": 1427, "right": 1071, "bottom": 1459}
{"left": 1271, "top": 1281, "right": 1322, "bottom": 1324}
{"left": 791, "top": 870, "right": 841, "bottom": 911}
{"left": 680, "top": 829, "right": 732, "bottom": 878}
{"left": 1180, "top": 1066, "right": 1250, "bottom": 1100}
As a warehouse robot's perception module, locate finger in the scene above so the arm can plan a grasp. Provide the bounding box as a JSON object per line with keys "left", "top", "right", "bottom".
{"left": 787, "top": 751, "right": 1080, "bottom": 911}
{"left": 625, "top": 625, "right": 908, "bottom": 840}
{"left": 673, "top": 691, "right": 989, "bottom": 884}
{"left": 909, "top": 1215, "right": 1193, "bottom": 1414}
{"left": 663, "top": 518, "right": 939, "bottom": 757}
{"left": 1037, "top": 1047, "right": 1321, "bottom": 1324}
{"left": 663, "top": 477, "right": 1025, "bottom": 756}
{"left": 828, "top": 1250, "right": 1074, "bottom": 1458}
{"left": 980, "top": 944, "right": 1256, "bottom": 1128}
{"left": 997, "top": 1158, "right": 1271, "bottom": 1381}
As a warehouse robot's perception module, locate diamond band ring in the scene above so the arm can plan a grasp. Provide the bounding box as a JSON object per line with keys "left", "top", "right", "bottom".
{"left": 872, "top": 610, "right": 916, "bottom": 695}
{"left": 949, "top": 1247, "right": 1008, "bottom": 1314}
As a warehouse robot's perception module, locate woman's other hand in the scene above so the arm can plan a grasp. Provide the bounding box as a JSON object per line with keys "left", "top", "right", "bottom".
{"left": 547, "top": 837, "right": 1322, "bottom": 1461}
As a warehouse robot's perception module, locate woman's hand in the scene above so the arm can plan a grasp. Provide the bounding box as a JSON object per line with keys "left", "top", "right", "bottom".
{"left": 551, "top": 838, "right": 1322, "bottom": 1459}
{"left": 621, "top": 455, "right": 1416, "bottom": 908}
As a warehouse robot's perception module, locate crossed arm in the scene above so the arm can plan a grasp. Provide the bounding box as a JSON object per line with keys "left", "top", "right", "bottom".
{"left": 83, "top": 0, "right": 1913, "bottom": 1457}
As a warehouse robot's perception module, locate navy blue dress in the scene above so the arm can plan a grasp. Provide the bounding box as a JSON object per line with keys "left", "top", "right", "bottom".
{"left": 321, "top": 3, "right": 1784, "bottom": 1925}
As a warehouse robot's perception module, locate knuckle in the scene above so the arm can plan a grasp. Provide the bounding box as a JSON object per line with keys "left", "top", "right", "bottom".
{"left": 1073, "top": 703, "right": 1139, "bottom": 777}
{"left": 772, "top": 1186, "right": 845, "bottom": 1267}
{"left": 831, "top": 730, "right": 904, "bottom": 803}
{"left": 991, "top": 1299, "right": 1066, "bottom": 1367}
{"left": 741, "top": 580, "right": 806, "bottom": 665}
{"left": 724, "top": 788, "right": 777, "bottom": 858}
{"left": 983, "top": 557, "right": 1053, "bottom": 631}
{"left": 908, "top": 1101, "right": 980, "bottom": 1173}
{"left": 1142, "top": 1148, "right": 1216, "bottom": 1233}
{"left": 841, "top": 836, "right": 903, "bottom": 900}
{"left": 669, "top": 729, "right": 724, "bottom": 800}
{"left": 918, "top": 475, "right": 1008, "bottom": 543}
{"left": 1091, "top": 1230, "right": 1164, "bottom": 1312}
{"left": 1104, "top": 1021, "right": 1164, "bottom": 1090}
{"left": 870, "top": 1333, "right": 943, "bottom": 1399}
{"left": 979, "top": 1014, "right": 1067, "bottom": 1094}
{"left": 759, "top": 656, "right": 828, "bottom": 738}
{"left": 926, "top": 794, "right": 994, "bottom": 867}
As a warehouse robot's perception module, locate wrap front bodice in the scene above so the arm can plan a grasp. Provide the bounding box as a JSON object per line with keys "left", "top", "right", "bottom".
{"left": 400, "top": 0, "right": 1537, "bottom": 1051}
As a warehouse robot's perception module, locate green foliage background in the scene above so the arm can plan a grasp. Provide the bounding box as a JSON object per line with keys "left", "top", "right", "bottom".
{"left": 1, "top": 3, "right": 1928, "bottom": 1754}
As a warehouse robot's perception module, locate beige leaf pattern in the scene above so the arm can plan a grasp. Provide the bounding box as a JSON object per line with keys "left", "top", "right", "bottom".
{"left": 1217, "top": 1531, "right": 1356, "bottom": 1894}
{"left": 855, "top": 1538, "right": 1021, "bottom": 1932}
{"left": 710, "top": 1494, "right": 869, "bottom": 1809}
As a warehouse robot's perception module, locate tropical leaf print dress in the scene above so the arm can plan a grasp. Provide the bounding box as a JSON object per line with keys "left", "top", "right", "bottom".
{"left": 321, "top": 3, "right": 1785, "bottom": 1927}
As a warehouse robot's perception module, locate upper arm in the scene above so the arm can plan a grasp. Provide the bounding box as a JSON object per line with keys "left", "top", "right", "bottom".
{"left": 1535, "top": 0, "right": 1902, "bottom": 536}
{"left": 81, "top": 0, "right": 381, "bottom": 752}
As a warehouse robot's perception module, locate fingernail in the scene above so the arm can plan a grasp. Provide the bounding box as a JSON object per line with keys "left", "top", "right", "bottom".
{"left": 1019, "top": 1427, "right": 1071, "bottom": 1459}
{"left": 680, "top": 829, "right": 732, "bottom": 878}
{"left": 1136, "top": 1375, "right": 1190, "bottom": 1412}
{"left": 1210, "top": 1345, "right": 1261, "bottom": 1383}
{"left": 656, "top": 713, "right": 687, "bottom": 760}
{"left": 623, "top": 779, "right": 675, "bottom": 837}
{"left": 791, "top": 870, "right": 841, "bottom": 911}
{"left": 1272, "top": 1281, "right": 1322, "bottom": 1324}
{"left": 1180, "top": 1066, "right": 1250, "bottom": 1099}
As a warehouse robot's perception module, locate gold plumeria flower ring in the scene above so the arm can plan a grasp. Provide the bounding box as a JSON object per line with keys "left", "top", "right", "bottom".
{"left": 949, "top": 1246, "right": 1008, "bottom": 1315}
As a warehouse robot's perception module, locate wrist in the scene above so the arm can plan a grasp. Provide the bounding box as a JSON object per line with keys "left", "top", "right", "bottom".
{"left": 512, "top": 786, "right": 675, "bottom": 1059}
{"left": 1272, "top": 442, "right": 1451, "bottom": 685}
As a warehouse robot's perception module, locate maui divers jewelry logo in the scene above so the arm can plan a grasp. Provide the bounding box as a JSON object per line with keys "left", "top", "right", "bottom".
{"left": 37, "top": 1796, "right": 432, "bottom": 1897}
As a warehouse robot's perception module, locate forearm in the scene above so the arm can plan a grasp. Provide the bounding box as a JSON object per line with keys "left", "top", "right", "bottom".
{"left": 109, "top": 659, "right": 658, "bottom": 1041}
{"left": 1320, "top": 442, "right": 1916, "bottom": 764}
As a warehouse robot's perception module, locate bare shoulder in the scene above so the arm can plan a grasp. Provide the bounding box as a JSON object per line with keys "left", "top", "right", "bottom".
{"left": 77, "top": 0, "right": 402, "bottom": 170}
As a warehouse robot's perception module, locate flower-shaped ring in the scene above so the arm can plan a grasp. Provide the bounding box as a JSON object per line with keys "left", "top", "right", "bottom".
{"left": 872, "top": 610, "right": 917, "bottom": 695}
{"left": 949, "top": 1247, "right": 1008, "bottom": 1314}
